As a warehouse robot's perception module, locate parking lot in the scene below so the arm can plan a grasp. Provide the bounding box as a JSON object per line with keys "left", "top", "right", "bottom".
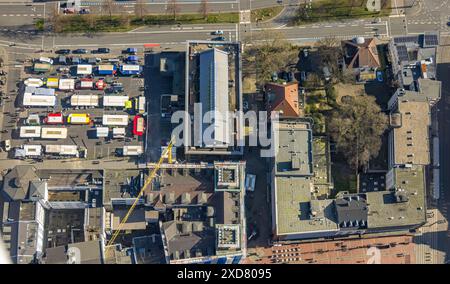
{"left": 1, "top": 47, "right": 147, "bottom": 162}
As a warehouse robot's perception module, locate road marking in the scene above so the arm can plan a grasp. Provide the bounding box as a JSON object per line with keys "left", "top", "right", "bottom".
{"left": 129, "top": 29, "right": 235, "bottom": 34}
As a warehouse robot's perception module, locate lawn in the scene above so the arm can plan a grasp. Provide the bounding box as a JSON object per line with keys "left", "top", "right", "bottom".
{"left": 251, "top": 6, "right": 284, "bottom": 23}
{"left": 295, "top": 0, "right": 391, "bottom": 24}
{"left": 331, "top": 161, "right": 358, "bottom": 196}
{"left": 55, "top": 13, "right": 239, "bottom": 33}
{"left": 35, "top": 18, "right": 45, "bottom": 31}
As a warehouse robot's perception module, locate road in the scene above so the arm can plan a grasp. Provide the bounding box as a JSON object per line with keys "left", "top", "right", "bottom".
{"left": 0, "top": 2, "right": 46, "bottom": 28}
{"left": 435, "top": 34, "right": 450, "bottom": 263}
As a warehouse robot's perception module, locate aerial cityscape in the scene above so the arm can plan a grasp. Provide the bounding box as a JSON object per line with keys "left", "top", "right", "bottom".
{"left": 0, "top": 0, "right": 449, "bottom": 266}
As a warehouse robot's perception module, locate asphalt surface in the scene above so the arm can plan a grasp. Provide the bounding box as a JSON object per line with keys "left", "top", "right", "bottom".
{"left": 0, "top": 0, "right": 449, "bottom": 51}
{"left": 435, "top": 35, "right": 450, "bottom": 263}
{"left": 1, "top": 0, "right": 450, "bottom": 263}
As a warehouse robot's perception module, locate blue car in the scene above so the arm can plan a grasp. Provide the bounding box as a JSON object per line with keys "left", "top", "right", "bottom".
{"left": 376, "top": 71, "right": 383, "bottom": 82}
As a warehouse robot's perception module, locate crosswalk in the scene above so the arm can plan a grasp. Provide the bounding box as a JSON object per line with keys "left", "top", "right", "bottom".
{"left": 0, "top": 14, "right": 42, "bottom": 17}
{"left": 0, "top": 28, "right": 35, "bottom": 34}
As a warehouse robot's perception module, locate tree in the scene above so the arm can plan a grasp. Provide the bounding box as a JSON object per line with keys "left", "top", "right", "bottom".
{"left": 304, "top": 73, "right": 322, "bottom": 89}
{"left": 242, "top": 29, "right": 298, "bottom": 88}
{"left": 167, "top": 0, "right": 180, "bottom": 20}
{"left": 316, "top": 37, "right": 343, "bottom": 80}
{"left": 199, "top": 0, "right": 209, "bottom": 19}
{"left": 327, "top": 95, "right": 387, "bottom": 172}
{"left": 102, "top": 0, "right": 116, "bottom": 19}
{"left": 135, "top": 0, "right": 148, "bottom": 18}
{"left": 47, "top": 3, "right": 60, "bottom": 32}
{"left": 86, "top": 14, "right": 96, "bottom": 30}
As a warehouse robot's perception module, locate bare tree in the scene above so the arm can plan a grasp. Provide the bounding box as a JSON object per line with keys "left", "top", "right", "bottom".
{"left": 102, "top": 0, "right": 116, "bottom": 19}
{"left": 135, "top": 0, "right": 148, "bottom": 18}
{"left": 327, "top": 95, "right": 388, "bottom": 172}
{"left": 199, "top": 0, "right": 209, "bottom": 19}
{"left": 46, "top": 3, "right": 62, "bottom": 32}
{"left": 243, "top": 29, "right": 298, "bottom": 88}
{"left": 315, "top": 36, "right": 343, "bottom": 80}
{"left": 167, "top": 0, "right": 180, "bottom": 20}
{"left": 86, "top": 14, "right": 96, "bottom": 30}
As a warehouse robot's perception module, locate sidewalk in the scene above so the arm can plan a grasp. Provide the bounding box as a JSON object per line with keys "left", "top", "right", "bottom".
{"left": 0, "top": 156, "right": 140, "bottom": 171}
{"left": 0, "top": 47, "right": 8, "bottom": 144}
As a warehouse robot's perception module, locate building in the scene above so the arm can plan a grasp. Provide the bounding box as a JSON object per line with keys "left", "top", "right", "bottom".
{"left": 388, "top": 98, "right": 431, "bottom": 167}
{"left": 43, "top": 240, "right": 104, "bottom": 264}
{"left": 0, "top": 167, "right": 105, "bottom": 264}
{"left": 388, "top": 33, "right": 440, "bottom": 200}
{"left": 270, "top": 118, "right": 427, "bottom": 242}
{"left": 100, "top": 162, "right": 247, "bottom": 264}
{"left": 243, "top": 235, "right": 415, "bottom": 264}
{"left": 369, "top": 165, "right": 427, "bottom": 233}
{"left": 185, "top": 41, "right": 243, "bottom": 156}
{"left": 389, "top": 33, "right": 439, "bottom": 90}
{"left": 342, "top": 37, "right": 381, "bottom": 81}
{"left": 266, "top": 82, "right": 301, "bottom": 117}
{"left": 388, "top": 79, "right": 441, "bottom": 110}
{"left": 157, "top": 162, "right": 246, "bottom": 264}
{"left": 199, "top": 48, "right": 230, "bottom": 146}
{"left": 271, "top": 119, "right": 339, "bottom": 240}
{"left": 0, "top": 166, "right": 46, "bottom": 264}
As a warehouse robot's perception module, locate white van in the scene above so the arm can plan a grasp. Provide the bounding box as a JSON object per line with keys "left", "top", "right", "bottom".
{"left": 39, "top": 57, "right": 54, "bottom": 65}
{"left": 3, "top": 140, "right": 11, "bottom": 151}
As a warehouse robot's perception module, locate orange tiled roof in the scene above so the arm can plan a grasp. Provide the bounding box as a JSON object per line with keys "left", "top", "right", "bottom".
{"left": 266, "top": 82, "right": 300, "bottom": 117}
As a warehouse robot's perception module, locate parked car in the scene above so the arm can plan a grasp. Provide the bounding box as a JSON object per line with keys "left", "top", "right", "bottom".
{"left": 56, "top": 49, "right": 71, "bottom": 54}
{"left": 63, "top": 8, "right": 75, "bottom": 14}
{"left": 303, "top": 49, "right": 309, "bottom": 58}
{"left": 376, "top": 71, "right": 384, "bottom": 82}
{"left": 72, "top": 49, "right": 89, "bottom": 54}
{"left": 3, "top": 140, "right": 10, "bottom": 151}
{"left": 125, "top": 47, "right": 138, "bottom": 54}
{"left": 212, "top": 36, "right": 225, "bottom": 41}
{"left": 243, "top": 101, "right": 249, "bottom": 112}
{"left": 79, "top": 8, "right": 90, "bottom": 14}
{"left": 96, "top": 48, "right": 110, "bottom": 54}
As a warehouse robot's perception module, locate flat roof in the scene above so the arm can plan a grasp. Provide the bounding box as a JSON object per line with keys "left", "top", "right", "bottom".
{"left": 392, "top": 100, "right": 430, "bottom": 165}
{"left": 275, "top": 120, "right": 313, "bottom": 176}
{"left": 274, "top": 177, "right": 338, "bottom": 235}
{"left": 367, "top": 165, "right": 426, "bottom": 229}
{"left": 417, "top": 78, "right": 441, "bottom": 101}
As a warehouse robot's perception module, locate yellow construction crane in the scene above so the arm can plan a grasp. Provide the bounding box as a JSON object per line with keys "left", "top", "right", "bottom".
{"left": 106, "top": 139, "right": 174, "bottom": 248}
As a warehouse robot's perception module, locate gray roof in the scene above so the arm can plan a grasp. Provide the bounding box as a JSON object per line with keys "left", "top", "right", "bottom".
{"left": 161, "top": 220, "right": 216, "bottom": 261}
{"left": 367, "top": 165, "right": 426, "bottom": 229}
{"left": 335, "top": 193, "right": 368, "bottom": 229}
{"left": 1, "top": 166, "right": 39, "bottom": 201}
{"left": 274, "top": 177, "right": 338, "bottom": 235}
{"left": 29, "top": 181, "right": 46, "bottom": 200}
{"left": 44, "top": 240, "right": 103, "bottom": 264}
{"left": 275, "top": 119, "right": 313, "bottom": 176}
{"left": 199, "top": 48, "right": 230, "bottom": 146}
